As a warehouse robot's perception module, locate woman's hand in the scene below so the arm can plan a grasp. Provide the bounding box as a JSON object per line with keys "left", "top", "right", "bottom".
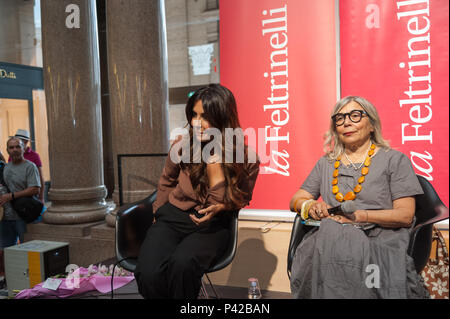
{"left": 308, "top": 201, "right": 331, "bottom": 220}
{"left": 190, "top": 203, "right": 226, "bottom": 226}
{"left": 328, "top": 214, "right": 355, "bottom": 224}
{"left": 327, "top": 208, "right": 366, "bottom": 224}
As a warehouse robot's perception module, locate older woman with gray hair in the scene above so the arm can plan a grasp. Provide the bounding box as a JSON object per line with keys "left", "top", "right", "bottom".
{"left": 289, "top": 96, "right": 429, "bottom": 298}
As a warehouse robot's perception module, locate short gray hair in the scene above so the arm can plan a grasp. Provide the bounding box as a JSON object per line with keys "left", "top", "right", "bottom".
{"left": 323, "top": 96, "right": 390, "bottom": 160}
{"left": 7, "top": 136, "right": 24, "bottom": 148}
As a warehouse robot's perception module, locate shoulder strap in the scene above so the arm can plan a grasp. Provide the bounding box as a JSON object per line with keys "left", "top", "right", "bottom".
{"left": 0, "top": 162, "right": 10, "bottom": 192}
{"left": 0, "top": 162, "right": 5, "bottom": 185}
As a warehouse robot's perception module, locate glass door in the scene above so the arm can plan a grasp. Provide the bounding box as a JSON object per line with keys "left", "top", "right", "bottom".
{"left": 0, "top": 98, "right": 30, "bottom": 161}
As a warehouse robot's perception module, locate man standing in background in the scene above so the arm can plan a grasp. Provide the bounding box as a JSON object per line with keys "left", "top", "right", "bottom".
{"left": 0, "top": 137, "right": 41, "bottom": 291}
{"left": 9, "top": 129, "right": 45, "bottom": 203}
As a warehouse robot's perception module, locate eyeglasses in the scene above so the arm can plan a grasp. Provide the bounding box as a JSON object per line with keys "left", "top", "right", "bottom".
{"left": 332, "top": 110, "right": 368, "bottom": 126}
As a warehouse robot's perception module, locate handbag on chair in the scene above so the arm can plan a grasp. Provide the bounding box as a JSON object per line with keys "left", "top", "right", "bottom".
{"left": 420, "top": 227, "right": 449, "bottom": 299}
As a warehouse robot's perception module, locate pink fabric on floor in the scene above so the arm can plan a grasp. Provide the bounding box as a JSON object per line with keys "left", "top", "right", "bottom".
{"left": 15, "top": 267, "right": 135, "bottom": 299}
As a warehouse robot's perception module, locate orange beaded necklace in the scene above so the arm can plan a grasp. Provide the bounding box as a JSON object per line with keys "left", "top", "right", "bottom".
{"left": 332, "top": 143, "right": 376, "bottom": 202}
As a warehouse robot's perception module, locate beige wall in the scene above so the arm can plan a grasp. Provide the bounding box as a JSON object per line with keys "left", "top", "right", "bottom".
{"left": 0, "top": 98, "right": 29, "bottom": 159}
{"left": 209, "top": 220, "right": 293, "bottom": 293}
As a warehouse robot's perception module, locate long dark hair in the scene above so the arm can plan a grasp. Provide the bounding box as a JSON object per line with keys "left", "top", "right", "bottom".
{"left": 180, "top": 84, "right": 251, "bottom": 209}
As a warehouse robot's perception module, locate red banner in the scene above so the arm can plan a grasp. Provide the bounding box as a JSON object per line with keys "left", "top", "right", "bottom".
{"left": 340, "top": 0, "right": 449, "bottom": 206}
{"left": 220, "top": 0, "right": 337, "bottom": 210}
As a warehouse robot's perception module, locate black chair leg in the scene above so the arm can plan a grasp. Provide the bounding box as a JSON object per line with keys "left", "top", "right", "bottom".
{"left": 199, "top": 278, "right": 209, "bottom": 299}
{"left": 205, "top": 273, "right": 220, "bottom": 299}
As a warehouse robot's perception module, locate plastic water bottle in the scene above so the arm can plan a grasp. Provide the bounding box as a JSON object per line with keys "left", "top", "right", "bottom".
{"left": 248, "top": 277, "right": 262, "bottom": 299}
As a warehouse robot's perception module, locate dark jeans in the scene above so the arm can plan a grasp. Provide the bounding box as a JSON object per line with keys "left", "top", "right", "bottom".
{"left": 0, "top": 220, "right": 26, "bottom": 249}
{"left": 134, "top": 202, "right": 229, "bottom": 299}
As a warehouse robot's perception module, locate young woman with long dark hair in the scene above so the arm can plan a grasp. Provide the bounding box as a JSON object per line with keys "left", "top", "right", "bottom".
{"left": 134, "top": 84, "right": 260, "bottom": 299}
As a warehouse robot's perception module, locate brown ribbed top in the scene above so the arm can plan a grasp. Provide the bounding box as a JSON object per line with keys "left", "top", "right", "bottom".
{"left": 153, "top": 139, "right": 260, "bottom": 213}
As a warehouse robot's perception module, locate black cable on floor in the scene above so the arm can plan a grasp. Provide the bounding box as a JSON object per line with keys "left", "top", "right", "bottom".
{"left": 110, "top": 258, "right": 131, "bottom": 299}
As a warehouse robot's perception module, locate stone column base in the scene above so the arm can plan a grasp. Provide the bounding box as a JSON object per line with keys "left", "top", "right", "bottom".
{"left": 43, "top": 186, "right": 110, "bottom": 224}
{"left": 43, "top": 202, "right": 111, "bottom": 225}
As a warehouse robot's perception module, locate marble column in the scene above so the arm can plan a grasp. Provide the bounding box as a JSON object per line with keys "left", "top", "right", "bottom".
{"left": 41, "top": 0, "right": 108, "bottom": 224}
{"left": 105, "top": 0, "right": 169, "bottom": 226}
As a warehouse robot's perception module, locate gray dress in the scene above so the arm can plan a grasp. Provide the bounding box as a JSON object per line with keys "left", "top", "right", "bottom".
{"left": 290, "top": 148, "right": 429, "bottom": 298}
